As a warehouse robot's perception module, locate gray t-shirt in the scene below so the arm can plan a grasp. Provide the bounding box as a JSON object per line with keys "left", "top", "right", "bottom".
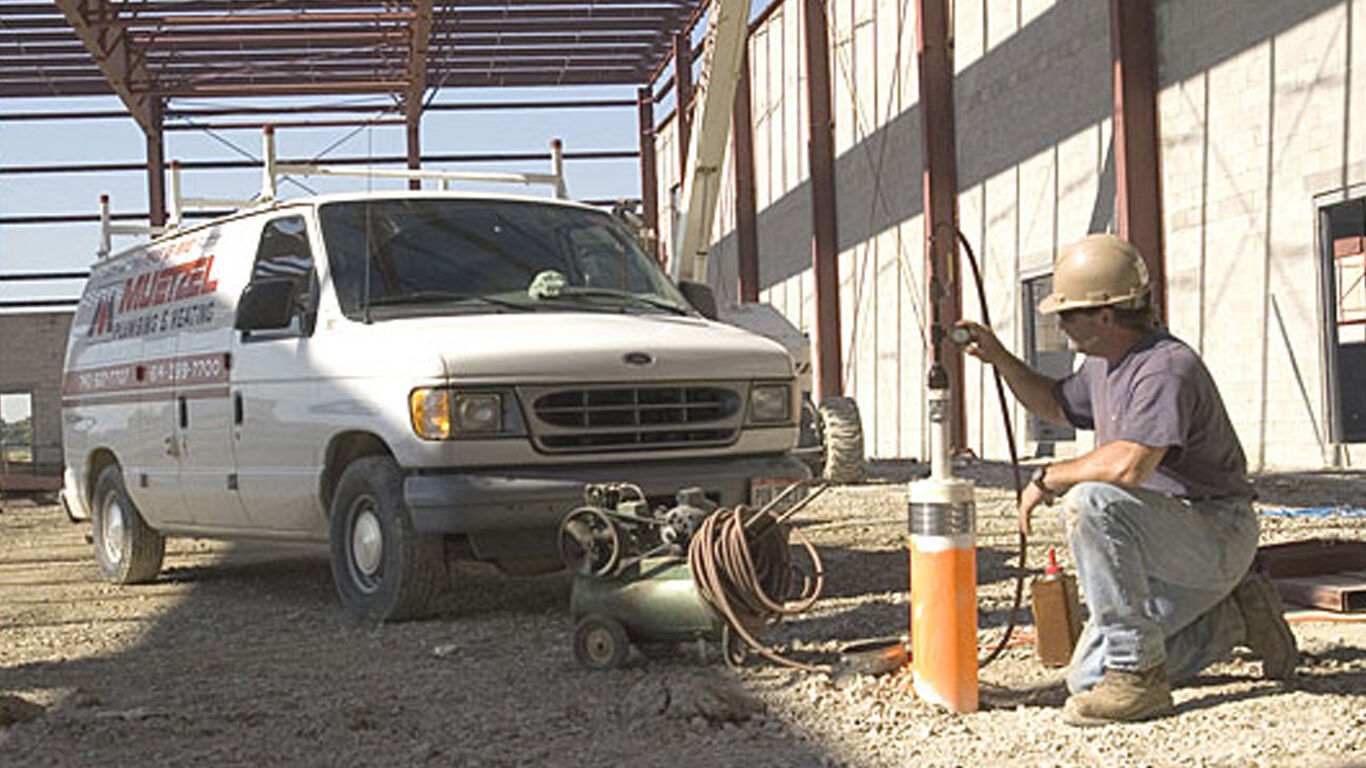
{"left": 1053, "top": 331, "right": 1253, "bottom": 500}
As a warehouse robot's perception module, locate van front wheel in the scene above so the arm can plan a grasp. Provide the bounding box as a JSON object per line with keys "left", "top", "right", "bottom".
{"left": 329, "top": 456, "right": 445, "bottom": 621}
{"left": 91, "top": 464, "right": 165, "bottom": 584}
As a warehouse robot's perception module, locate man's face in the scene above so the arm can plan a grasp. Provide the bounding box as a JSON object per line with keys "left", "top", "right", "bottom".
{"left": 1057, "top": 307, "right": 1106, "bottom": 354}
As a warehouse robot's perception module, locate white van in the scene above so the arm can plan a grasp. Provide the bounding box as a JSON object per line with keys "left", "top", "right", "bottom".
{"left": 61, "top": 183, "right": 806, "bottom": 621}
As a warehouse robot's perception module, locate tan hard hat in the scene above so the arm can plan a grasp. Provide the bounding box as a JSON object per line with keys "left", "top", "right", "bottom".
{"left": 1038, "top": 234, "right": 1149, "bottom": 315}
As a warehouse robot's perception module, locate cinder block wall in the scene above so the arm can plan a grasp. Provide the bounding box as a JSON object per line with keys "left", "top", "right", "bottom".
{"left": 0, "top": 311, "right": 74, "bottom": 470}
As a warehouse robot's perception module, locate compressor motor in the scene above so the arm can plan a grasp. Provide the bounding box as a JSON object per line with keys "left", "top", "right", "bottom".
{"left": 558, "top": 483, "right": 715, "bottom": 578}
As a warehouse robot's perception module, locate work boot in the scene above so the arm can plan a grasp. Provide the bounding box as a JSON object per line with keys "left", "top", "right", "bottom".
{"left": 1233, "top": 571, "right": 1298, "bottom": 679}
{"left": 1062, "top": 667, "right": 1173, "bottom": 727}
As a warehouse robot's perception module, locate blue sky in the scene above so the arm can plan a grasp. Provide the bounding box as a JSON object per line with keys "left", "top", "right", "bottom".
{"left": 0, "top": 85, "right": 652, "bottom": 306}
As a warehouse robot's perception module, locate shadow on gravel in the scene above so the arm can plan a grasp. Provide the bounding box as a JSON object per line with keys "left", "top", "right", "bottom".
{"left": 866, "top": 458, "right": 1030, "bottom": 492}
{"left": 0, "top": 526, "right": 837, "bottom": 767}
{"left": 1249, "top": 470, "right": 1366, "bottom": 508}
{"left": 870, "top": 460, "right": 1366, "bottom": 509}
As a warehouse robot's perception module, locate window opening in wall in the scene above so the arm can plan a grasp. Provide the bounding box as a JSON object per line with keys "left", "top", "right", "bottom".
{"left": 0, "top": 391, "right": 35, "bottom": 474}
{"left": 1022, "top": 275, "right": 1076, "bottom": 453}
{"left": 1320, "top": 198, "right": 1366, "bottom": 443}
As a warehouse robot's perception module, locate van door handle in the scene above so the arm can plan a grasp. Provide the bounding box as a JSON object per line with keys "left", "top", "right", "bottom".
{"left": 234, "top": 393, "right": 244, "bottom": 425}
{"left": 178, "top": 396, "right": 188, "bottom": 429}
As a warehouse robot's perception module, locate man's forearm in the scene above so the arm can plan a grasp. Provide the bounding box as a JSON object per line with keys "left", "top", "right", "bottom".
{"left": 991, "top": 352, "right": 1068, "bottom": 425}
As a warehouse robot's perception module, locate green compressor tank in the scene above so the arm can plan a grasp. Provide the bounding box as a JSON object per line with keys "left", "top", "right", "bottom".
{"left": 570, "top": 556, "right": 727, "bottom": 669}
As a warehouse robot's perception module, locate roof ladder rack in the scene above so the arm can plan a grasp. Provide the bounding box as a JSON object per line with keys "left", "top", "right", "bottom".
{"left": 260, "top": 125, "right": 568, "bottom": 200}
{"left": 97, "top": 195, "right": 163, "bottom": 259}
{"left": 97, "top": 126, "right": 570, "bottom": 259}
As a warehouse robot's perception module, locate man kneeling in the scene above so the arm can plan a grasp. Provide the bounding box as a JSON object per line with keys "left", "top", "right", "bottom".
{"left": 956, "top": 234, "right": 1297, "bottom": 726}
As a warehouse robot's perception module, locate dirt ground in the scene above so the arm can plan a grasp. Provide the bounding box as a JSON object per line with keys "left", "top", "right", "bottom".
{"left": 2, "top": 460, "right": 1364, "bottom": 767}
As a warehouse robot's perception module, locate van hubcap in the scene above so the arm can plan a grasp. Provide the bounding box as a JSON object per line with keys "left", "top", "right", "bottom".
{"left": 351, "top": 506, "right": 383, "bottom": 581}
{"left": 101, "top": 495, "right": 126, "bottom": 565}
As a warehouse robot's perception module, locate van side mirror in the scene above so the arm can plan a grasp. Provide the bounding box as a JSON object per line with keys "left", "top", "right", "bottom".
{"left": 677, "top": 280, "right": 718, "bottom": 320}
{"left": 235, "top": 278, "right": 298, "bottom": 331}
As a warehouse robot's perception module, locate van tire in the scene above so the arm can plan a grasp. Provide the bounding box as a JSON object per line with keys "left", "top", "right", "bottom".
{"left": 329, "top": 456, "right": 445, "bottom": 621}
{"left": 818, "top": 397, "right": 865, "bottom": 484}
{"left": 91, "top": 465, "right": 165, "bottom": 584}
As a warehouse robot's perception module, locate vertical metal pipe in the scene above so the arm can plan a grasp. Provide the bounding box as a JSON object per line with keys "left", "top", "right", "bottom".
{"left": 98, "top": 194, "right": 111, "bottom": 258}
{"left": 406, "top": 114, "right": 422, "bottom": 191}
{"left": 1110, "top": 0, "right": 1166, "bottom": 323}
{"left": 638, "top": 85, "right": 660, "bottom": 262}
{"left": 916, "top": 0, "right": 966, "bottom": 451}
{"left": 673, "top": 31, "right": 693, "bottom": 185}
{"left": 804, "top": 0, "right": 843, "bottom": 402}
{"left": 550, "top": 138, "right": 566, "bottom": 199}
{"left": 145, "top": 98, "right": 166, "bottom": 228}
{"left": 261, "top": 125, "right": 278, "bottom": 201}
{"left": 168, "top": 161, "right": 182, "bottom": 228}
{"left": 734, "top": 46, "right": 760, "bottom": 304}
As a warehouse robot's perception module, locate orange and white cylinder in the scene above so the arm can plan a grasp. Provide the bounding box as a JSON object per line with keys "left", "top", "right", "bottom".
{"left": 907, "top": 384, "right": 978, "bottom": 713}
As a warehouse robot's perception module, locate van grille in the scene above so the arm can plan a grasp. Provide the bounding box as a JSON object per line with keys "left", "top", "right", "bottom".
{"left": 526, "top": 384, "right": 744, "bottom": 453}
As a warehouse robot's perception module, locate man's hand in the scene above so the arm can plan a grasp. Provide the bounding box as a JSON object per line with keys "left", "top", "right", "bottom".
{"left": 1017, "top": 477, "right": 1050, "bottom": 536}
{"left": 954, "top": 320, "right": 1009, "bottom": 366}
{"left": 954, "top": 319, "right": 1069, "bottom": 426}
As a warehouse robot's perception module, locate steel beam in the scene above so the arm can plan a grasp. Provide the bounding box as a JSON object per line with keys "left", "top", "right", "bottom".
{"left": 1, "top": 150, "right": 638, "bottom": 176}
{"left": 638, "top": 85, "right": 660, "bottom": 262}
{"left": 88, "top": 11, "right": 419, "bottom": 28}
{"left": 733, "top": 45, "right": 759, "bottom": 304}
{"left": 804, "top": 0, "right": 842, "bottom": 402}
{"left": 1110, "top": 0, "right": 1165, "bottom": 322}
{"left": 52, "top": 0, "right": 157, "bottom": 133}
{"left": 916, "top": 0, "right": 965, "bottom": 450}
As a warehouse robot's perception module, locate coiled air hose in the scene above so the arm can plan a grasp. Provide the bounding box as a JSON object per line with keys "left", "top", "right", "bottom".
{"left": 688, "top": 481, "right": 829, "bottom": 671}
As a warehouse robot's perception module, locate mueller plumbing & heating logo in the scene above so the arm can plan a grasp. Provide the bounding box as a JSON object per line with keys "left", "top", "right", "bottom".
{"left": 88, "top": 235, "right": 223, "bottom": 342}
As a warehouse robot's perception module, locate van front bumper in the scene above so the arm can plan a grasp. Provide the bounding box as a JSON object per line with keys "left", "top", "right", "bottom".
{"left": 403, "top": 454, "right": 809, "bottom": 536}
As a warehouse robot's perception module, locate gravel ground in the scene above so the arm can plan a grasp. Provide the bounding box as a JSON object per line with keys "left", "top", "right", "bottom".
{"left": 2, "top": 460, "right": 1364, "bottom": 767}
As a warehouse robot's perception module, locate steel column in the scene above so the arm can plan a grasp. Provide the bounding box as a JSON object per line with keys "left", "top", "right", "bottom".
{"left": 916, "top": 0, "right": 965, "bottom": 450}
{"left": 405, "top": 0, "right": 433, "bottom": 191}
{"left": 406, "top": 118, "right": 422, "bottom": 190}
{"left": 673, "top": 31, "right": 693, "bottom": 185}
{"left": 734, "top": 46, "right": 759, "bottom": 303}
{"left": 638, "top": 85, "right": 660, "bottom": 262}
{"left": 146, "top": 98, "right": 166, "bottom": 227}
{"left": 1110, "top": 0, "right": 1165, "bottom": 322}
{"left": 804, "top": 0, "right": 842, "bottom": 401}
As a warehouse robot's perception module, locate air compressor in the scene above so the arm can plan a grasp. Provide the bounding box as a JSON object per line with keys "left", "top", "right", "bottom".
{"left": 559, "top": 484, "right": 734, "bottom": 669}
{"left": 558, "top": 482, "right": 821, "bottom": 670}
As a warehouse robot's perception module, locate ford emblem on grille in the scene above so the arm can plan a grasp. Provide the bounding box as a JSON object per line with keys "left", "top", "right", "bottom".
{"left": 622, "top": 351, "right": 654, "bottom": 366}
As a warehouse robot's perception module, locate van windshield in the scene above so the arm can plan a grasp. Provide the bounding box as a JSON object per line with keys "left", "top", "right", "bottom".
{"left": 317, "top": 198, "right": 691, "bottom": 320}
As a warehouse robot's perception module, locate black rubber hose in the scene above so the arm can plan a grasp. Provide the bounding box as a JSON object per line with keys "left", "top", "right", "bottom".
{"left": 955, "top": 229, "right": 1030, "bottom": 669}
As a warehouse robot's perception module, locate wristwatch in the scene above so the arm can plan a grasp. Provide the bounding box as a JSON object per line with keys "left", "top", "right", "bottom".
{"left": 1031, "top": 465, "right": 1058, "bottom": 504}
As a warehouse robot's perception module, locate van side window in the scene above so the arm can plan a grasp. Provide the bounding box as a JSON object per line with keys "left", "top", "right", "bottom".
{"left": 245, "top": 216, "right": 317, "bottom": 338}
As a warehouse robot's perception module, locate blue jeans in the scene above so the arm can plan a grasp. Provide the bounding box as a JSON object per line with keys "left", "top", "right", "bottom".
{"left": 1060, "top": 482, "right": 1259, "bottom": 693}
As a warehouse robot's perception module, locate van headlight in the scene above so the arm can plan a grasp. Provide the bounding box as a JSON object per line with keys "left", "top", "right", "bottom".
{"left": 454, "top": 393, "right": 502, "bottom": 434}
{"left": 410, "top": 388, "right": 514, "bottom": 440}
{"left": 748, "top": 382, "right": 793, "bottom": 424}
